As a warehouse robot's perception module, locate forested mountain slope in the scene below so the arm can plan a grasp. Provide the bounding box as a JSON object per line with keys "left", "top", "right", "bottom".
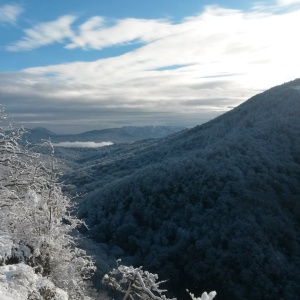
{"left": 72, "top": 79, "right": 300, "bottom": 300}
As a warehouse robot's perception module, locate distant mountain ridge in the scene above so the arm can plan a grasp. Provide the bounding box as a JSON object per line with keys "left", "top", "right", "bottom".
{"left": 22, "top": 125, "right": 185, "bottom": 145}
{"left": 64, "top": 79, "right": 300, "bottom": 300}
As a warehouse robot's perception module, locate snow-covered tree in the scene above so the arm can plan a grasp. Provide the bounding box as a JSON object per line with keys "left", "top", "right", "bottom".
{"left": 0, "top": 109, "right": 96, "bottom": 299}
{"left": 102, "top": 260, "right": 216, "bottom": 300}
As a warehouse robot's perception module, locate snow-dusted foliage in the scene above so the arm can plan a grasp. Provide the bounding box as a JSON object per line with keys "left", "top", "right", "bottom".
{"left": 103, "top": 261, "right": 216, "bottom": 300}
{"left": 103, "top": 261, "right": 174, "bottom": 300}
{"left": 0, "top": 231, "right": 13, "bottom": 263}
{"left": 0, "top": 263, "right": 68, "bottom": 300}
{"left": 0, "top": 109, "right": 96, "bottom": 299}
{"left": 187, "top": 290, "right": 216, "bottom": 300}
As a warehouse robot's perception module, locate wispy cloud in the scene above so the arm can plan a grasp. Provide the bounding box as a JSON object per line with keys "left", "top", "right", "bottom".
{"left": 7, "top": 15, "right": 76, "bottom": 51}
{"left": 0, "top": 4, "right": 23, "bottom": 24}
{"left": 1, "top": 3, "right": 300, "bottom": 132}
{"left": 7, "top": 14, "right": 173, "bottom": 52}
{"left": 66, "top": 17, "right": 173, "bottom": 50}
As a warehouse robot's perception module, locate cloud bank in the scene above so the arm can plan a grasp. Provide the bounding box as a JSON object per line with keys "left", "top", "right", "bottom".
{"left": 52, "top": 141, "right": 113, "bottom": 148}
{"left": 1, "top": 2, "right": 300, "bottom": 132}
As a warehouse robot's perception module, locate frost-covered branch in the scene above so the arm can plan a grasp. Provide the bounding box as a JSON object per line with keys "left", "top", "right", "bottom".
{"left": 103, "top": 261, "right": 175, "bottom": 300}
{"left": 103, "top": 261, "right": 217, "bottom": 300}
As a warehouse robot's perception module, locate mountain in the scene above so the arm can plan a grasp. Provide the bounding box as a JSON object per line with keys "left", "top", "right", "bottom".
{"left": 63, "top": 79, "right": 300, "bottom": 300}
{"left": 22, "top": 125, "right": 185, "bottom": 145}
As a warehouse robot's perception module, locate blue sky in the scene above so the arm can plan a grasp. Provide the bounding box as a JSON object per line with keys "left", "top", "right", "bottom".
{"left": 0, "top": 0, "right": 300, "bottom": 133}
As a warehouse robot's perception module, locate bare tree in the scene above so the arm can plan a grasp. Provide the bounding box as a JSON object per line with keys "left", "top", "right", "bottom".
{"left": 0, "top": 110, "right": 96, "bottom": 299}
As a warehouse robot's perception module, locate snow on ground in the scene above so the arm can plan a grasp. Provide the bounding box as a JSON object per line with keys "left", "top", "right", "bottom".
{"left": 0, "top": 291, "right": 22, "bottom": 300}
{"left": 0, "top": 263, "right": 68, "bottom": 300}
{"left": 0, "top": 293, "right": 16, "bottom": 300}
{"left": 0, "top": 290, "right": 15, "bottom": 300}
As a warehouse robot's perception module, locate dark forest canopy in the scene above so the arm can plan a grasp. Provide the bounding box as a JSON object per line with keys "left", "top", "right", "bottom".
{"left": 62, "top": 79, "right": 300, "bottom": 300}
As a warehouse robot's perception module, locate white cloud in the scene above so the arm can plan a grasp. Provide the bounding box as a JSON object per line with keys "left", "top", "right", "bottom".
{"left": 276, "top": 0, "right": 300, "bottom": 5}
{"left": 52, "top": 141, "right": 113, "bottom": 148}
{"left": 66, "top": 17, "right": 173, "bottom": 50}
{"left": 0, "top": 4, "right": 23, "bottom": 24}
{"left": 7, "top": 15, "right": 76, "bottom": 51}
{"left": 2, "top": 3, "right": 300, "bottom": 131}
{"left": 23, "top": 5, "right": 300, "bottom": 100}
{"left": 8, "top": 14, "right": 173, "bottom": 51}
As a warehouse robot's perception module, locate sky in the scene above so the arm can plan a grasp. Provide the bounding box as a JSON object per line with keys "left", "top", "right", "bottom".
{"left": 0, "top": 0, "right": 300, "bottom": 133}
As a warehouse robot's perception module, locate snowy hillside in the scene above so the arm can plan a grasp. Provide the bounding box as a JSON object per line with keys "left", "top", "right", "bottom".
{"left": 69, "top": 79, "right": 300, "bottom": 300}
